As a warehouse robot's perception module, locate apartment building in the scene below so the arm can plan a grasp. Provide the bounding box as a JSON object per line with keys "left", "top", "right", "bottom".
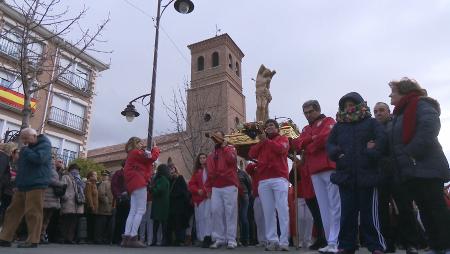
{"left": 0, "top": 3, "right": 109, "bottom": 165}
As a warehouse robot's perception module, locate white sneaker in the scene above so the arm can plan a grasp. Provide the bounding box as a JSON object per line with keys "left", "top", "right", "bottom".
{"left": 256, "top": 242, "right": 266, "bottom": 247}
{"left": 210, "top": 241, "right": 225, "bottom": 249}
{"left": 327, "top": 245, "right": 339, "bottom": 253}
{"left": 227, "top": 242, "right": 237, "bottom": 249}
{"left": 318, "top": 245, "right": 329, "bottom": 253}
{"left": 280, "top": 245, "right": 289, "bottom": 251}
{"left": 265, "top": 242, "right": 278, "bottom": 251}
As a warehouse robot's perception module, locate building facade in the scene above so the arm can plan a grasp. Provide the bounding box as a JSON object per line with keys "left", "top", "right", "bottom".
{"left": 0, "top": 3, "right": 109, "bottom": 165}
{"left": 88, "top": 33, "right": 246, "bottom": 178}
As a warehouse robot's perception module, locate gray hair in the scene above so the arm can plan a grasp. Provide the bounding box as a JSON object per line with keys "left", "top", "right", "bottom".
{"left": 302, "top": 100, "right": 321, "bottom": 112}
{"left": 20, "top": 127, "right": 37, "bottom": 136}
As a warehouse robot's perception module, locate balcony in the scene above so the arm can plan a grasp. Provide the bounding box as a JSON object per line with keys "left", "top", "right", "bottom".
{"left": 47, "top": 106, "right": 87, "bottom": 134}
{"left": 57, "top": 69, "right": 91, "bottom": 94}
{"left": 0, "top": 36, "right": 42, "bottom": 66}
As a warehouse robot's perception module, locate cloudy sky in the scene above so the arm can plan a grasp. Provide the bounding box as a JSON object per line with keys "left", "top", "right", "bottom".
{"left": 67, "top": 0, "right": 450, "bottom": 157}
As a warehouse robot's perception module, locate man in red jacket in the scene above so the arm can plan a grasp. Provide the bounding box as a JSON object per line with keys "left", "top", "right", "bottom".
{"left": 249, "top": 119, "right": 290, "bottom": 251}
{"left": 205, "top": 131, "right": 239, "bottom": 249}
{"left": 294, "top": 100, "right": 340, "bottom": 254}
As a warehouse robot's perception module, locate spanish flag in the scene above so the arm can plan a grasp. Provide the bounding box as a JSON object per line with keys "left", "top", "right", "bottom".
{"left": 0, "top": 86, "right": 37, "bottom": 111}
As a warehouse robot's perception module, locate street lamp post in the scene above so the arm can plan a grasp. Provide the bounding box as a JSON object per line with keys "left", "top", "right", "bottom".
{"left": 121, "top": 0, "right": 194, "bottom": 148}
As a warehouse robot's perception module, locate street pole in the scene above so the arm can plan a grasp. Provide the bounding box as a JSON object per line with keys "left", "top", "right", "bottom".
{"left": 147, "top": 0, "right": 162, "bottom": 148}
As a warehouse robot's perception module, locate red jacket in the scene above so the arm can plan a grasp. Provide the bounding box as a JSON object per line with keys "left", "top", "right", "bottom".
{"left": 124, "top": 147, "right": 160, "bottom": 194}
{"left": 293, "top": 116, "right": 336, "bottom": 175}
{"left": 188, "top": 168, "right": 209, "bottom": 205}
{"left": 249, "top": 134, "right": 289, "bottom": 181}
{"left": 206, "top": 145, "right": 239, "bottom": 189}
{"left": 295, "top": 163, "right": 315, "bottom": 199}
{"left": 245, "top": 163, "right": 259, "bottom": 197}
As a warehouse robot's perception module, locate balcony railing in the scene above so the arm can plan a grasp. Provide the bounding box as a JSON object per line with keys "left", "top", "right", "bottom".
{"left": 52, "top": 147, "right": 79, "bottom": 166}
{"left": 0, "top": 36, "right": 42, "bottom": 65}
{"left": 58, "top": 69, "right": 90, "bottom": 92}
{"left": 48, "top": 106, "right": 86, "bottom": 133}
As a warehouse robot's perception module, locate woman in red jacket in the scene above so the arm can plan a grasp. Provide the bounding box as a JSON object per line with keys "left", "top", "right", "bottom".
{"left": 188, "top": 153, "right": 212, "bottom": 248}
{"left": 122, "top": 137, "right": 160, "bottom": 248}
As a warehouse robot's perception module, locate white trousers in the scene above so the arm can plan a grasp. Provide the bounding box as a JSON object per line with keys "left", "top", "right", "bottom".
{"left": 258, "top": 177, "right": 290, "bottom": 246}
{"left": 297, "top": 198, "right": 313, "bottom": 246}
{"left": 311, "top": 170, "right": 341, "bottom": 246}
{"left": 211, "top": 186, "right": 238, "bottom": 244}
{"left": 253, "top": 196, "right": 266, "bottom": 244}
{"left": 195, "top": 199, "right": 212, "bottom": 241}
{"left": 124, "top": 187, "right": 147, "bottom": 237}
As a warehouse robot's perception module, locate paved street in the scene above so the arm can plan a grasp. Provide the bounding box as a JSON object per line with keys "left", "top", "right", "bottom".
{"left": 0, "top": 244, "right": 410, "bottom": 254}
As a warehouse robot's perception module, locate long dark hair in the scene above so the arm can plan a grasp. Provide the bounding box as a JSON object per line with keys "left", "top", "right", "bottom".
{"left": 193, "top": 153, "right": 207, "bottom": 172}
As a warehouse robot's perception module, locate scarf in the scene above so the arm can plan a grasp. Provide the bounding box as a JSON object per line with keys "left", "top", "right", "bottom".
{"left": 393, "top": 91, "right": 422, "bottom": 144}
{"left": 336, "top": 102, "right": 372, "bottom": 123}
{"left": 70, "top": 170, "right": 85, "bottom": 189}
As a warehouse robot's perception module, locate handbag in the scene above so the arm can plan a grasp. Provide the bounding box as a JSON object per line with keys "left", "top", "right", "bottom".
{"left": 52, "top": 183, "right": 67, "bottom": 197}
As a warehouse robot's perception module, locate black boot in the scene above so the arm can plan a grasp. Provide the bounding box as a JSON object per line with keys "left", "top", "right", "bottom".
{"left": 202, "top": 236, "right": 212, "bottom": 248}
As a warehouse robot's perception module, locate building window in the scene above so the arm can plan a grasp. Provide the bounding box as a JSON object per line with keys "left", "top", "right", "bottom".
{"left": 58, "top": 56, "right": 91, "bottom": 92}
{"left": 212, "top": 52, "right": 219, "bottom": 67}
{"left": 197, "top": 56, "right": 204, "bottom": 71}
{"left": 0, "top": 25, "right": 43, "bottom": 64}
{"left": 48, "top": 94, "right": 86, "bottom": 132}
{"left": 235, "top": 62, "right": 240, "bottom": 77}
{"left": 228, "top": 54, "right": 233, "bottom": 69}
{"left": 47, "top": 135, "right": 80, "bottom": 166}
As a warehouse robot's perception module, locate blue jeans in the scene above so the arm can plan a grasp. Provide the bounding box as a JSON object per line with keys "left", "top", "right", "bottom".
{"left": 239, "top": 194, "right": 250, "bottom": 242}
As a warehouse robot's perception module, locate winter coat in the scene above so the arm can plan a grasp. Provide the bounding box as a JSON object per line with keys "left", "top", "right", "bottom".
{"left": 249, "top": 133, "right": 289, "bottom": 181}
{"left": 206, "top": 145, "right": 239, "bottom": 189}
{"left": 0, "top": 151, "right": 10, "bottom": 199}
{"left": 169, "top": 175, "right": 192, "bottom": 230}
{"left": 85, "top": 181, "right": 98, "bottom": 214}
{"left": 188, "top": 168, "right": 208, "bottom": 205}
{"left": 60, "top": 174, "right": 84, "bottom": 214}
{"left": 151, "top": 175, "right": 170, "bottom": 221}
{"left": 124, "top": 148, "right": 160, "bottom": 194}
{"left": 97, "top": 180, "right": 113, "bottom": 215}
{"left": 43, "top": 166, "right": 64, "bottom": 209}
{"left": 16, "top": 134, "right": 52, "bottom": 192}
{"left": 388, "top": 97, "right": 450, "bottom": 181}
{"left": 327, "top": 92, "right": 387, "bottom": 188}
{"left": 293, "top": 116, "right": 336, "bottom": 175}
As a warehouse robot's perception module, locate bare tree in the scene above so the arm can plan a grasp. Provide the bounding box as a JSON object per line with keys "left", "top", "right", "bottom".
{"left": 163, "top": 83, "right": 225, "bottom": 176}
{"left": 0, "top": 0, "right": 109, "bottom": 129}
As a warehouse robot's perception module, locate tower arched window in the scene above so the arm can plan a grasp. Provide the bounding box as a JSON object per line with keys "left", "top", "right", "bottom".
{"left": 197, "top": 56, "right": 204, "bottom": 71}
{"left": 212, "top": 52, "right": 219, "bottom": 67}
{"left": 235, "top": 62, "right": 240, "bottom": 77}
{"left": 228, "top": 54, "right": 233, "bottom": 68}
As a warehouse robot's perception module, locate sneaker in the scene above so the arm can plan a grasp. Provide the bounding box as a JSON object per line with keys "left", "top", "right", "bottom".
{"left": 210, "top": 241, "right": 225, "bottom": 249}
{"left": 310, "top": 239, "right": 328, "bottom": 250}
{"left": 227, "top": 242, "right": 237, "bottom": 249}
{"left": 265, "top": 242, "right": 277, "bottom": 251}
{"left": 406, "top": 247, "right": 419, "bottom": 254}
{"left": 319, "top": 245, "right": 330, "bottom": 253}
{"left": 327, "top": 245, "right": 339, "bottom": 253}
{"left": 280, "top": 244, "right": 289, "bottom": 251}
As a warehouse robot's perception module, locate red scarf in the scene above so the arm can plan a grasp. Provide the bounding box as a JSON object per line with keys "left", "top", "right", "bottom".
{"left": 393, "top": 91, "right": 422, "bottom": 144}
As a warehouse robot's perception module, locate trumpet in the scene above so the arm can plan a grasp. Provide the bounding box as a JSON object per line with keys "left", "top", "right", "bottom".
{"left": 205, "top": 132, "right": 225, "bottom": 144}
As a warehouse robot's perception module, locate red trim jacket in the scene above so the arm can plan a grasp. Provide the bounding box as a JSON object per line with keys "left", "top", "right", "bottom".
{"left": 188, "top": 168, "right": 209, "bottom": 205}
{"left": 124, "top": 147, "right": 160, "bottom": 194}
{"left": 205, "top": 145, "right": 239, "bottom": 190}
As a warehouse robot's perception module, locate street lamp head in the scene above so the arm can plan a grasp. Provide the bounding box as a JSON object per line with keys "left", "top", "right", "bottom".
{"left": 121, "top": 103, "right": 140, "bottom": 122}
{"left": 174, "top": 0, "right": 194, "bottom": 14}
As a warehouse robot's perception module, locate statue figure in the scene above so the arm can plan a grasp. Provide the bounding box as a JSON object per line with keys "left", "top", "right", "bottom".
{"left": 255, "top": 64, "right": 276, "bottom": 122}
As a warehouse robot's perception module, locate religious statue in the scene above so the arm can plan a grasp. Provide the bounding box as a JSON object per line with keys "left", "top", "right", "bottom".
{"left": 255, "top": 64, "right": 276, "bottom": 122}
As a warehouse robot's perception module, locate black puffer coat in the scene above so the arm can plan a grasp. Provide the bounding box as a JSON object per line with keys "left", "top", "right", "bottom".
{"left": 388, "top": 97, "right": 450, "bottom": 181}
{"left": 327, "top": 92, "right": 387, "bottom": 188}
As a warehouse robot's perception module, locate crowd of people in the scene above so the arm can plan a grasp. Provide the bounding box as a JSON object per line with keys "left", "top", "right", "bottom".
{"left": 0, "top": 78, "right": 449, "bottom": 254}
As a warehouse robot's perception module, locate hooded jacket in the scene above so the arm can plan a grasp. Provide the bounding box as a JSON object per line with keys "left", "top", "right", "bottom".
{"left": 388, "top": 96, "right": 450, "bottom": 181}
{"left": 326, "top": 92, "right": 387, "bottom": 188}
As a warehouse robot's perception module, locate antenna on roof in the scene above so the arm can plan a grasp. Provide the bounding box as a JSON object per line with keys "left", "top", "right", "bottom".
{"left": 215, "top": 24, "right": 222, "bottom": 36}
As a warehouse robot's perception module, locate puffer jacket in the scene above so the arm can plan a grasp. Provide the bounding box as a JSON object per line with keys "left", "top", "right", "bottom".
{"left": 388, "top": 97, "right": 450, "bottom": 181}
{"left": 326, "top": 92, "right": 387, "bottom": 188}
{"left": 43, "top": 166, "right": 64, "bottom": 209}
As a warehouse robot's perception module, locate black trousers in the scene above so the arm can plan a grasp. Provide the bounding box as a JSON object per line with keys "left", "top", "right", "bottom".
{"left": 112, "top": 200, "right": 130, "bottom": 244}
{"left": 403, "top": 178, "right": 450, "bottom": 250}
{"left": 95, "top": 215, "right": 112, "bottom": 244}
{"left": 305, "top": 197, "right": 326, "bottom": 243}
